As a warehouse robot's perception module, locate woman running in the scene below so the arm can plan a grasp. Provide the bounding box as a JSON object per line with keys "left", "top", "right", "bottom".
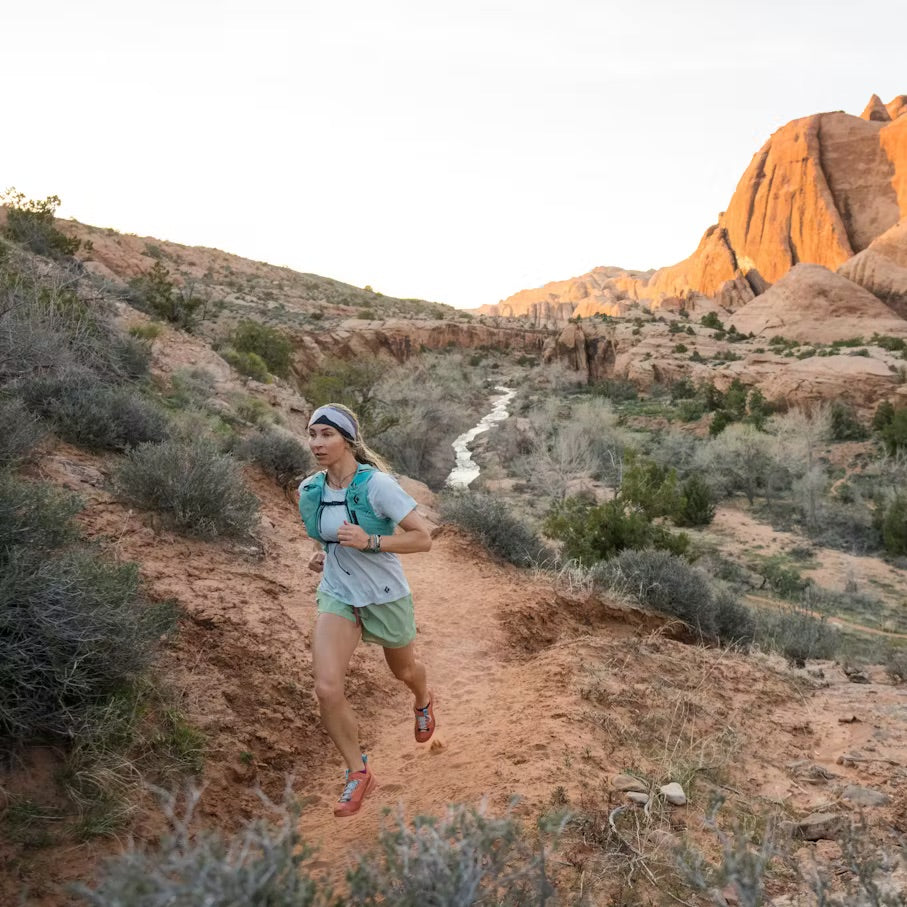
{"left": 298, "top": 403, "right": 435, "bottom": 817}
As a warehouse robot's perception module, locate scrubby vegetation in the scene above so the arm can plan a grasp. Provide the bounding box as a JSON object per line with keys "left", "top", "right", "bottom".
{"left": 74, "top": 796, "right": 558, "bottom": 906}
{"left": 114, "top": 438, "right": 260, "bottom": 538}
{"left": 442, "top": 490, "right": 553, "bottom": 567}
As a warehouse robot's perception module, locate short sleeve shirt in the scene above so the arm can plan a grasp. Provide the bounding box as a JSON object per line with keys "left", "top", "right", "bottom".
{"left": 314, "top": 471, "right": 418, "bottom": 606}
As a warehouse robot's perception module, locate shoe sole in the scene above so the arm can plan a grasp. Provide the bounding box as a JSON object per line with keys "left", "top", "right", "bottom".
{"left": 333, "top": 772, "right": 376, "bottom": 818}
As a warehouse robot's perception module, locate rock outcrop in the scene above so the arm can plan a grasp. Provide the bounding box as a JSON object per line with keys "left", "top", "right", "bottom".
{"left": 838, "top": 218, "right": 907, "bottom": 317}
{"left": 485, "top": 95, "right": 907, "bottom": 325}
{"left": 728, "top": 264, "right": 907, "bottom": 342}
{"left": 290, "top": 318, "right": 549, "bottom": 378}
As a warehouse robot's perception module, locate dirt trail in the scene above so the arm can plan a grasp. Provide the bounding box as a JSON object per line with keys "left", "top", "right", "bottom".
{"left": 288, "top": 529, "right": 601, "bottom": 876}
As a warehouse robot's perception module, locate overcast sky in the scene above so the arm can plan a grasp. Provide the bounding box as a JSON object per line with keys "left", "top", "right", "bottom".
{"left": 3, "top": 0, "right": 904, "bottom": 308}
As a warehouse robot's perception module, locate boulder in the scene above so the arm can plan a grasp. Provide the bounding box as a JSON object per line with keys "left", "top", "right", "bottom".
{"left": 839, "top": 218, "right": 907, "bottom": 317}
{"left": 611, "top": 773, "right": 648, "bottom": 793}
{"left": 728, "top": 264, "right": 907, "bottom": 342}
{"left": 659, "top": 782, "right": 687, "bottom": 805}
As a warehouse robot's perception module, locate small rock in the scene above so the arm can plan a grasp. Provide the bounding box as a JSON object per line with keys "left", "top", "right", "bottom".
{"left": 722, "top": 884, "right": 741, "bottom": 905}
{"left": 660, "top": 782, "right": 687, "bottom": 805}
{"left": 781, "top": 812, "right": 846, "bottom": 841}
{"left": 841, "top": 784, "right": 890, "bottom": 807}
{"left": 626, "top": 791, "right": 650, "bottom": 806}
{"left": 837, "top": 714, "right": 861, "bottom": 724}
{"left": 612, "top": 773, "right": 647, "bottom": 793}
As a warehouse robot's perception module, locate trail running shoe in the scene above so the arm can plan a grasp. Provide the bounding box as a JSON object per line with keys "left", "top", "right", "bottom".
{"left": 333, "top": 758, "right": 375, "bottom": 818}
{"left": 414, "top": 695, "right": 436, "bottom": 743}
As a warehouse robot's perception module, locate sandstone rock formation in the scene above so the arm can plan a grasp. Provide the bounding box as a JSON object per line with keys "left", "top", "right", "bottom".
{"left": 728, "top": 264, "right": 907, "bottom": 342}
{"left": 838, "top": 218, "right": 907, "bottom": 317}
{"left": 485, "top": 95, "right": 907, "bottom": 326}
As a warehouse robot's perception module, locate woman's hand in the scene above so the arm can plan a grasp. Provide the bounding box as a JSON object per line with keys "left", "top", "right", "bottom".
{"left": 337, "top": 521, "right": 370, "bottom": 550}
{"left": 308, "top": 550, "right": 326, "bottom": 572}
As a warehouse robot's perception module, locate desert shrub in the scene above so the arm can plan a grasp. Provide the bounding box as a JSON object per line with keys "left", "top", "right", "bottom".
{"left": 677, "top": 398, "right": 706, "bottom": 421}
{"left": 128, "top": 322, "right": 164, "bottom": 343}
{"left": 72, "top": 790, "right": 324, "bottom": 906}
{"left": 238, "top": 427, "right": 312, "bottom": 488}
{"left": 829, "top": 401, "right": 867, "bottom": 441}
{"left": 0, "top": 549, "right": 172, "bottom": 743}
{"left": 670, "top": 377, "right": 697, "bottom": 401}
{"left": 673, "top": 474, "right": 716, "bottom": 526}
{"left": 754, "top": 604, "right": 839, "bottom": 667}
{"left": 168, "top": 367, "right": 218, "bottom": 408}
{"left": 221, "top": 346, "right": 271, "bottom": 383}
{"left": 1, "top": 189, "right": 84, "bottom": 259}
{"left": 700, "top": 312, "right": 724, "bottom": 330}
{"left": 544, "top": 497, "right": 689, "bottom": 565}
{"left": 441, "top": 491, "right": 552, "bottom": 567}
{"left": 127, "top": 261, "right": 203, "bottom": 330}
{"left": 0, "top": 396, "right": 45, "bottom": 467}
{"left": 19, "top": 372, "right": 170, "bottom": 451}
{"left": 592, "top": 549, "right": 754, "bottom": 645}
{"left": 591, "top": 378, "right": 638, "bottom": 402}
{"left": 346, "top": 804, "right": 557, "bottom": 906}
{"left": 75, "top": 797, "right": 557, "bottom": 907}
{"left": 0, "top": 473, "right": 82, "bottom": 560}
{"left": 886, "top": 646, "right": 907, "bottom": 683}
{"left": 754, "top": 556, "right": 811, "bottom": 598}
{"left": 114, "top": 439, "right": 259, "bottom": 538}
{"left": 228, "top": 320, "right": 293, "bottom": 378}
{"left": 808, "top": 501, "right": 880, "bottom": 554}
{"left": 709, "top": 409, "right": 734, "bottom": 437}
{"left": 879, "top": 494, "right": 907, "bottom": 556}
{"left": 878, "top": 407, "right": 907, "bottom": 456}
{"left": 619, "top": 454, "right": 680, "bottom": 518}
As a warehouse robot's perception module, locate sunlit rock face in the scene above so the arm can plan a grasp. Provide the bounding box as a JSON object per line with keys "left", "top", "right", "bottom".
{"left": 482, "top": 95, "right": 907, "bottom": 323}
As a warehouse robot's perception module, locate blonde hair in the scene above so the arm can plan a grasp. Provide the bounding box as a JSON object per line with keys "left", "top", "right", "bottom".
{"left": 327, "top": 402, "right": 392, "bottom": 473}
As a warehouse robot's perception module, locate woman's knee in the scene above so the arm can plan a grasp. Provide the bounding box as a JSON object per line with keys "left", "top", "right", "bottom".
{"left": 313, "top": 676, "right": 345, "bottom": 707}
{"left": 388, "top": 658, "right": 417, "bottom": 685}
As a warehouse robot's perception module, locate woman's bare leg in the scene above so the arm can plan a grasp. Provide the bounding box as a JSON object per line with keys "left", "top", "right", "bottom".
{"left": 383, "top": 642, "right": 429, "bottom": 707}
{"left": 312, "top": 612, "right": 364, "bottom": 771}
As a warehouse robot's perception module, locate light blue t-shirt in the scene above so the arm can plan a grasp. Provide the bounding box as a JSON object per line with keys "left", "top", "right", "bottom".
{"left": 313, "top": 471, "right": 418, "bottom": 607}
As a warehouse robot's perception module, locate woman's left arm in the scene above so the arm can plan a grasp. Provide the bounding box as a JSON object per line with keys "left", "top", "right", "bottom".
{"left": 336, "top": 509, "right": 433, "bottom": 554}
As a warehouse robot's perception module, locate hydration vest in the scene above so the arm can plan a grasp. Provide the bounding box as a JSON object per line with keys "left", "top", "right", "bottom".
{"left": 297, "top": 463, "right": 396, "bottom": 543}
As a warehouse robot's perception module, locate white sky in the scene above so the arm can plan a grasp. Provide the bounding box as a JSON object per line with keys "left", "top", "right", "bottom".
{"left": 3, "top": 0, "right": 905, "bottom": 308}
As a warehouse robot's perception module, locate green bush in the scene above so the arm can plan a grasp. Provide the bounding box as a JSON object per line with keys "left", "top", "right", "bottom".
{"left": 0, "top": 396, "right": 46, "bottom": 467}
{"left": 221, "top": 347, "right": 271, "bottom": 383}
{"left": 228, "top": 320, "right": 293, "bottom": 378}
{"left": 879, "top": 407, "right": 907, "bottom": 456}
{"left": 127, "top": 261, "right": 203, "bottom": 330}
{"left": 592, "top": 548, "right": 754, "bottom": 645}
{"left": 238, "top": 427, "right": 312, "bottom": 488}
{"left": 619, "top": 455, "right": 680, "bottom": 519}
{"left": 880, "top": 494, "right": 907, "bottom": 556}
{"left": 114, "top": 439, "right": 259, "bottom": 538}
{"left": 591, "top": 378, "right": 638, "bottom": 402}
{"left": 441, "top": 491, "right": 552, "bottom": 567}
{"left": 708, "top": 409, "right": 734, "bottom": 437}
{"left": 672, "top": 474, "right": 715, "bottom": 526}
{"left": 829, "top": 401, "right": 867, "bottom": 441}
{"left": 544, "top": 497, "right": 689, "bottom": 565}
{"left": 700, "top": 312, "right": 724, "bottom": 330}
{"left": 0, "top": 551, "right": 171, "bottom": 742}
{"left": 19, "top": 373, "right": 171, "bottom": 451}
{"left": 1, "top": 189, "right": 84, "bottom": 259}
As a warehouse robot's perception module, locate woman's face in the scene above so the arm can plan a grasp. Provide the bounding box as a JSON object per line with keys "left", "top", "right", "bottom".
{"left": 308, "top": 424, "right": 350, "bottom": 469}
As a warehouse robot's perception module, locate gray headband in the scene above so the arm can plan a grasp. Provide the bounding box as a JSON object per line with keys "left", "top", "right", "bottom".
{"left": 308, "top": 405, "right": 357, "bottom": 441}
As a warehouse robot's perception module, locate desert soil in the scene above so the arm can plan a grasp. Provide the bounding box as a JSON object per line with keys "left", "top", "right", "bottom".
{"left": 3, "top": 445, "right": 907, "bottom": 904}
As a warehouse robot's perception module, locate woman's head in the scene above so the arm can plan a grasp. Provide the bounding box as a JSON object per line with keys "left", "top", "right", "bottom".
{"left": 307, "top": 403, "right": 389, "bottom": 472}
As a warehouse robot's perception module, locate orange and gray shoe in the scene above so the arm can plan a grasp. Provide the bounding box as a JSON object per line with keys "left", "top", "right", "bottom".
{"left": 334, "top": 756, "right": 375, "bottom": 818}
{"left": 414, "top": 695, "right": 436, "bottom": 743}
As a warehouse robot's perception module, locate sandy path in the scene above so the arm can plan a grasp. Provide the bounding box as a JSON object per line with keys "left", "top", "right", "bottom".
{"left": 287, "top": 530, "right": 596, "bottom": 878}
